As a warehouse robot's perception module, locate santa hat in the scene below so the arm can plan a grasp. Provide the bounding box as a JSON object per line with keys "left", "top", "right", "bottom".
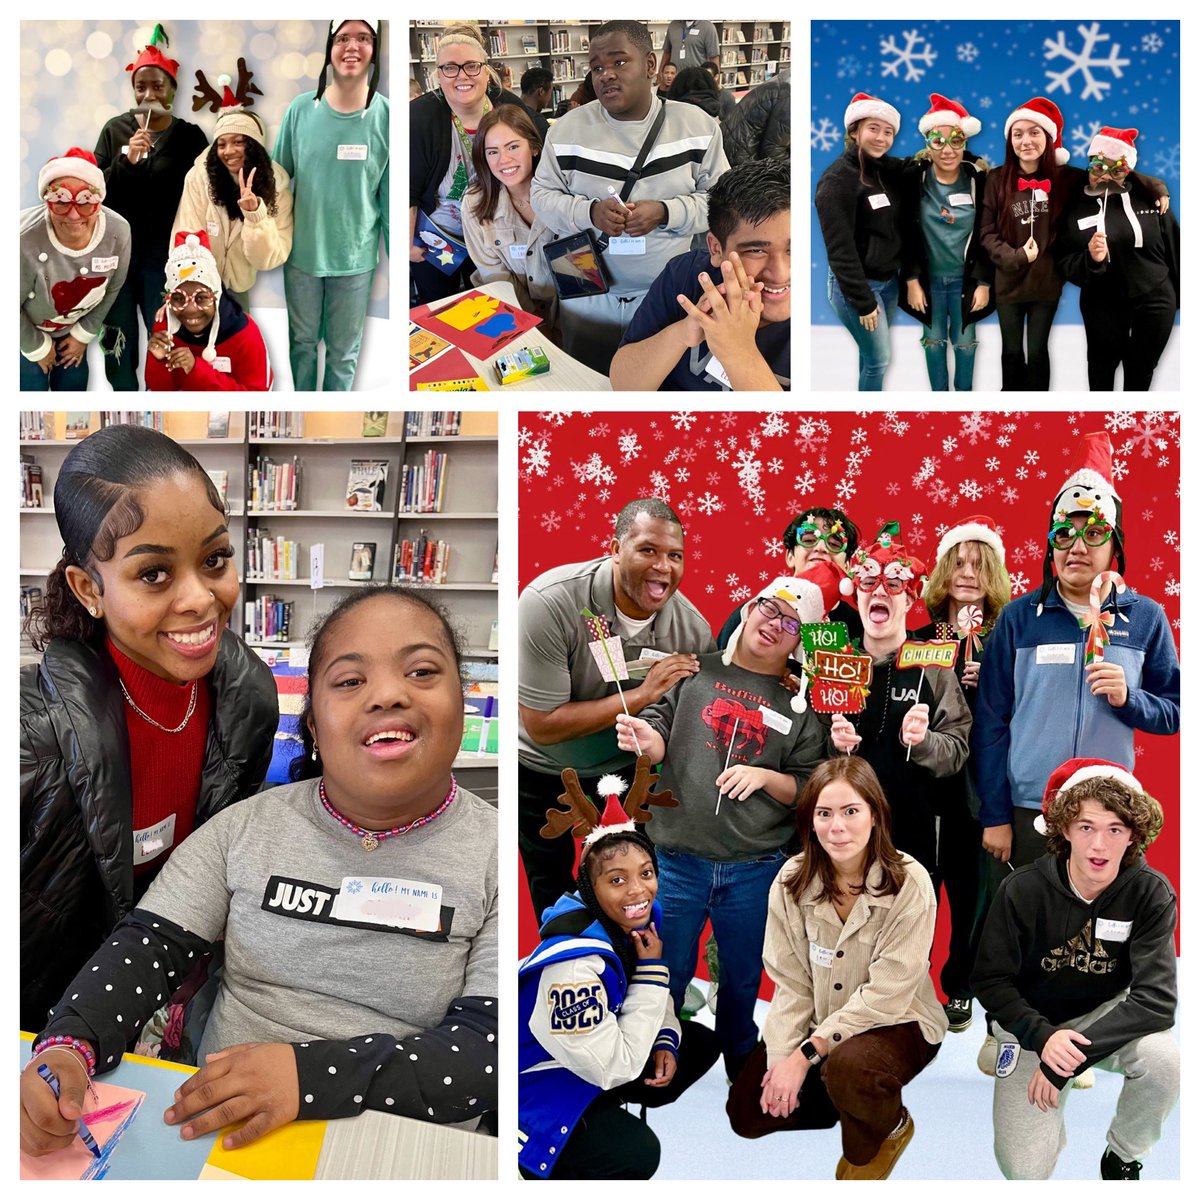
{"left": 1004, "top": 96, "right": 1069, "bottom": 165}
{"left": 164, "top": 231, "right": 223, "bottom": 362}
{"left": 849, "top": 522, "right": 928, "bottom": 600}
{"left": 918, "top": 93, "right": 981, "bottom": 138}
{"left": 580, "top": 774, "right": 638, "bottom": 852}
{"left": 1033, "top": 757, "right": 1143, "bottom": 835}
{"left": 213, "top": 89, "right": 268, "bottom": 147}
{"left": 1037, "top": 433, "right": 1125, "bottom": 613}
{"left": 315, "top": 20, "right": 383, "bottom": 116}
{"left": 936, "top": 513, "right": 1005, "bottom": 566}
{"left": 844, "top": 92, "right": 901, "bottom": 134}
{"left": 125, "top": 23, "right": 179, "bottom": 86}
{"left": 38, "top": 148, "right": 105, "bottom": 199}
{"left": 1089, "top": 126, "right": 1138, "bottom": 170}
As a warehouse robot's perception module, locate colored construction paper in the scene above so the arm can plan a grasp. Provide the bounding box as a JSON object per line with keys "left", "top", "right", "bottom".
{"left": 410, "top": 346, "right": 488, "bottom": 391}
{"left": 20, "top": 1081, "right": 146, "bottom": 1180}
{"left": 202, "top": 1117, "right": 328, "bottom": 1180}
{"left": 411, "top": 289, "right": 541, "bottom": 359}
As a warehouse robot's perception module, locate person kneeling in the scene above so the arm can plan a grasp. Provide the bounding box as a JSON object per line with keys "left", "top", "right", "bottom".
{"left": 611, "top": 156, "right": 789, "bottom": 391}
{"left": 972, "top": 759, "right": 1178, "bottom": 1180}
{"left": 146, "top": 230, "right": 272, "bottom": 391}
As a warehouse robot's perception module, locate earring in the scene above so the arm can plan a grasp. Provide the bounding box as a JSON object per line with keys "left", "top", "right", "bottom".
{"left": 311, "top": 742, "right": 319, "bottom": 761}
{"left": 88, "top": 606, "right": 99, "bottom": 617}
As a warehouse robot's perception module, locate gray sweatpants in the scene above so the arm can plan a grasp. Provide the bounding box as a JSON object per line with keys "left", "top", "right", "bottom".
{"left": 989, "top": 996, "right": 1179, "bottom": 1179}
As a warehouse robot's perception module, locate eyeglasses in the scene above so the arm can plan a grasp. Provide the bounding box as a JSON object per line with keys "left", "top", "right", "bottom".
{"left": 438, "top": 61, "right": 485, "bottom": 78}
{"left": 1049, "top": 521, "right": 1113, "bottom": 550}
{"left": 925, "top": 132, "right": 968, "bottom": 150}
{"left": 167, "top": 289, "right": 216, "bottom": 310}
{"left": 333, "top": 32, "right": 375, "bottom": 47}
{"left": 1088, "top": 156, "right": 1130, "bottom": 179}
{"left": 855, "top": 575, "right": 907, "bottom": 594}
{"left": 795, "top": 523, "right": 847, "bottom": 552}
{"left": 754, "top": 597, "right": 801, "bottom": 636}
{"left": 43, "top": 186, "right": 102, "bottom": 216}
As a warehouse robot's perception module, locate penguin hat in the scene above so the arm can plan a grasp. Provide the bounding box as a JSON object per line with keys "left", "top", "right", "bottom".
{"left": 164, "top": 231, "right": 223, "bottom": 362}
{"left": 316, "top": 20, "right": 383, "bottom": 115}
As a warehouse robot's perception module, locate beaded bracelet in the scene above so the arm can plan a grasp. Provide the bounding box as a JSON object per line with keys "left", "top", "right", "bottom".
{"left": 32, "top": 1035, "right": 96, "bottom": 1077}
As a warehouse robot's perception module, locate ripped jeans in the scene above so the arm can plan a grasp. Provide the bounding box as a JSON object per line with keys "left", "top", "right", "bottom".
{"left": 921, "top": 273, "right": 978, "bottom": 391}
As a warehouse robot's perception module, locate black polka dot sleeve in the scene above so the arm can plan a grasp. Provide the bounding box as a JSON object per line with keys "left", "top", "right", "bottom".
{"left": 292, "top": 995, "right": 497, "bottom": 1123}
{"left": 37, "top": 909, "right": 211, "bottom": 1073}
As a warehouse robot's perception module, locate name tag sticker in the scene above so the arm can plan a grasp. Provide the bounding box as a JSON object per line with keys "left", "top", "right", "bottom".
{"left": 337, "top": 144, "right": 368, "bottom": 160}
{"left": 212, "top": 356, "right": 232, "bottom": 373}
{"left": 608, "top": 236, "right": 646, "bottom": 255}
{"left": 810, "top": 943, "right": 835, "bottom": 969}
{"left": 92, "top": 256, "right": 119, "bottom": 272}
{"left": 1077, "top": 213, "right": 1103, "bottom": 231}
{"left": 207, "top": 220, "right": 221, "bottom": 238}
{"left": 704, "top": 354, "right": 732, "bottom": 387}
{"left": 1096, "top": 918, "right": 1133, "bottom": 942}
{"left": 508, "top": 243, "right": 529, "bottom": 260}
{"left": 638, "top": 648, "right": 670, "bottom": 661}
{"left": 759, "top": 705, "right": 793, "bottom": 736}
{"left": 133, "top": 813, "right": 177, "bottom": 864}
{"left": 949, "top": 193, "right": 974, "bottom": 207}
{"left": 1036, "top": 643, "right": 1077, "bottom": 665}
{"left": 868, "top": 193, "right": 891, "bottom": 210}
{"left": 332, "top": 876, "right": 443, "bottom": 932}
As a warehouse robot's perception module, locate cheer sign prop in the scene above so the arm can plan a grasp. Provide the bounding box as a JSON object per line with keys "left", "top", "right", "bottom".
{"left": 895, "top": 639, "right": 958, "bottom": 761}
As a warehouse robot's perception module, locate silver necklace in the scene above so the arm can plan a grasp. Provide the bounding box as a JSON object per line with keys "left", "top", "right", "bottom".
{"left": 119, "top": 679, "right": 198, "bottom": 734}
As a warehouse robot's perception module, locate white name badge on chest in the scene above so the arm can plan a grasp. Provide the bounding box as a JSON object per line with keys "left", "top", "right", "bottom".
{"left": 868, "top": 193, "right": 891, "bottom": 210}
{"left": 332, "top": 876, "right": 443, "bottom": 932}
{"left": 207, "top": 220, "right": 222, "bottom": 239}
{"left": 1036, "top": 643, "right": 1077, "bottom": 665}
{"left": 92, "top": 256, "right": 119, "bottom": 272}
{"left": 133, "top": 813, "right": 177, "bottom": 864}
{"left": 1095, "top": 918, "right": 1133, "bottom": 943}
{"left": 508, "top": 243, "right": 529, "bottom": 260}
{"left": 212, "top": 356, "right": 232, "bottom": 374}
{"left": 337, "top": 144, "right": 368, "bottom": 161}
{"left": 810, "top": 943, "right": 835, "bottom": 969}
{"left": 704, "top": 353, "right": 732, "bottom": 387}
{"left": 949, "top": 193, "right": 974, "bottom": 208}
{"left": 759, "top": 705, "right": 793, "bottom": 736}
{"left": 608, "top": 236, "right": 646, "bottom": 255}
{"left": 638, "top": 647, "right": 670, "bottom": 661}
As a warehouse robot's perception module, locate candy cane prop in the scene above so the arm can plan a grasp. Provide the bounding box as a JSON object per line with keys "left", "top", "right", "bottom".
{"left": 956, "top": 604, "right": 984, "bottom": 662}
{"left": 1080, "top": 571, "right": 1128, "bottom": 664}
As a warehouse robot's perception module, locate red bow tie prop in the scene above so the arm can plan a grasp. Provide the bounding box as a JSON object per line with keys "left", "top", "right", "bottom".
{"left": 1018, "top": 178, "right": 1051, "bottom": 192}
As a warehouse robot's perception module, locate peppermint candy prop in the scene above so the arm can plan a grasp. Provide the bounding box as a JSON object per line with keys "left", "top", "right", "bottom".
{"left": 956, "top": 604, "right": 984, "bottom": 661}
{"left": 1081, "top": 571, "right": 1129, "bottom": 664}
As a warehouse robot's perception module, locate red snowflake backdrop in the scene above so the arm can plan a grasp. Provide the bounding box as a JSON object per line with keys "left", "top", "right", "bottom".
{"left": 518, "top": 410, "right": 1181, "bottom": 961}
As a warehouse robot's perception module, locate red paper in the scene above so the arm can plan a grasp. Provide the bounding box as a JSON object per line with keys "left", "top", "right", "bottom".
{"left": 409, "top": 346, "right": 483, "bottom": 390}
{"left": 411, "top": 290, "right": 541, "bottom": 359}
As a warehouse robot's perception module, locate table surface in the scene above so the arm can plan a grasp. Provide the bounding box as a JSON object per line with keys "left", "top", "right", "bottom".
{"left": 411, "top": 280, "right": 612, "bottom": 392}
{"left": 19, "top": 1033, "right": 496, "bottom": 1180}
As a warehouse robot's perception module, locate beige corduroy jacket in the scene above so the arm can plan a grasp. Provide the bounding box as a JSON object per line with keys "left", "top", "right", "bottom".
{"left": 762, "top": 853, "right": 949, "bottom": 1067}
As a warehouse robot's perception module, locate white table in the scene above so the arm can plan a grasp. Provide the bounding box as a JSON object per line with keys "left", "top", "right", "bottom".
{"left": 316, "top": 1110, "right": 497, "bottom": 1180}
{"left": 411, "top": 280, "right": 611, "bottom": 392}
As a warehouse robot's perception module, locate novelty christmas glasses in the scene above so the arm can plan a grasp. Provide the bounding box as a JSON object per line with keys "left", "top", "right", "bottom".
{"left": 1049, "top": 520, "right": 1113, "bottom": 549}
{"left": 42, "top": 185, "right": 101, "bottom": 216}
{"left": 795, "top": 523, "right": 848, "bottom": 552}
{"left": 1088, "top": 156, "right": 1131, "bottom": 179}
{"left": 167, "top": 288, "right": 216, "bottom": 310}
{"left": 925, "top": 131, "right": 968, "bottom": 150}
{"left": 855, "top": 575, "right": 908, "bottom": 594}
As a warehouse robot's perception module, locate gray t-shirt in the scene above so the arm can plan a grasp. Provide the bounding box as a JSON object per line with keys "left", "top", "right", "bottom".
{"left": 518, "top": 557, "right": 716, "bottom": 777}
{"left": 663, "top": 20, "right": 720, "bottom": 70}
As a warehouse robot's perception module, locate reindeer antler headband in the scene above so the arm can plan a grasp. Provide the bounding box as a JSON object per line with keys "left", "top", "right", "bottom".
{"left": 540, "top": 756, "right": 678, "bottom": 851}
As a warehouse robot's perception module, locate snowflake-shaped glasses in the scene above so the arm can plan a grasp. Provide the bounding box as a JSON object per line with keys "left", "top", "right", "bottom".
{"left": 754, "top": 597, "right": 801, "bottom": 636}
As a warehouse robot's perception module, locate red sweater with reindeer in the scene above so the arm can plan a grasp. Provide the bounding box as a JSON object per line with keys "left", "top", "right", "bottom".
{"left": 639, "top": 654, "right": 832, "bottom": 861}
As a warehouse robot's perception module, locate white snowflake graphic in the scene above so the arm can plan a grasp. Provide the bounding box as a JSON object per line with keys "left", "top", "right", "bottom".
{"left": 1043, "top": 22, "right": 1130, "bottom": 101}
{"left": 538, "top": 411, "right": 567, "bottom": 427}
{"left": 977, "top": 95, "right": 993, "bottom": 109}
{"left": 671, "top": 411, "right": 697, "bottom": 432}
{"left": 811, "top": 117, "right": 840, "bottom": 151}
{"left": 880, "top": 29, "right": 938, "bottom": 82}
{"left": 794, "top": 470, "right": 816, "bottom": 498}
{"left": 795, "top": 416, "right": 832, "bottom": 456}
{"left": 881, "top": 412, "right": 910, "bottom": 437}
{"left": 1010, "top": 571, "right": 1031, "bottom": 595}
{"left": 346, "top": 879, "right": 363, "bottom": 895}
{"left": 540, "top": 510, "right": 562, "bottom": 532}
{"left": 760, "top": 412, "right": 789, "bottom": 438}
{"left": 836, "top": 54, "right": 862, "bottom": 79}
{"left": 675, "top": 468, "right": 690, "bottom": 482}
{"left": 522, "top": 438, "right": 552, "bottom": 477}
{"left": 731, "top": 585, "right": 752, "bottom": 602}
{"left": 1120, "top": 416, "right": 1171, "bottom": 459}
{"left": 1150, "top": 556, "right": 1164, "bottom": 572}
{"left": 912, "top": 456, "right": 938, "bottom": 487}
{"left": 648, "top": 470, "right": 671, "bottom": 500}
{"left": 617, "top": 431, "right": 642, "bottom": 463}
{"left": 959, "top": 478, "right": 984, "bottom": 502}
{"left": 1152, "top": 144, "right": 1180, "bottom": 179}
{"left": 571, "top": 453, "right": 617, "bottom": 488}
{"left": 1164, "top": 577, "right": 1181, "bottom": 598}
{"left": 517, "top": 426, "right": 533, "bottom": 447}
{"left": 957, "top": 42, "right": 979, "bottom": 63}
{"left": 697, "top": 491, "right": 723, "bottom": 516}
{"left": 1070, "top": 120, "right": 1104, "bottom": 159}
{"left": 957, "top": 412, "right": 992, "bottom": 445}
{"left": 1141, "top": 32, "right": 1163, "bottom": 54}
{"left": 767, "top": 457, "right": 784, "bottom": 475}
{"left": 725, "top": 572, "right": 741, "bottom": 588}
{"left": 985, "top": 456, "right": 1000, "bottom": 472}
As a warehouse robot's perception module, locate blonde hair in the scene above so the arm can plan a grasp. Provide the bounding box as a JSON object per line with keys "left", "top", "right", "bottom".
{"left": 923, "top": 539, "right": 1011, "bottom": 632}
{"left": 438, "top": 22, "right": 501, "bottom": 90}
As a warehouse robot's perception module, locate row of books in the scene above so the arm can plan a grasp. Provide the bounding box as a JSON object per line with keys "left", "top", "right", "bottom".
{"left": 99, "top": 412, "right": 164, "bottom": 431}
{"left": 249, "top": 412, "right": 304, "bottom": 439}
{"left": 245, "top": 596, "right": 294, "bottom": 643}
{"left": 249, "top": 455, "right": 300, "bottom": 512}
{"left": 20, "top": 585, "right": 43, "bottom": 620}
{"left": 20, "top": 412, "right": 47, "bottom": 441}
{"left": 393, "top": 534, "right": 451, "bottom": 585}
{"left": 247, "top": 529, "right": 300, "bottom": 580}
{"left": 20, "top": 457, "right": 44, "bottom": 508}
{"left": 405, "top": 411, "right": 463, "bottom": 437}
{"left": 399, "top": 452, "right": 449, "bottom": 514}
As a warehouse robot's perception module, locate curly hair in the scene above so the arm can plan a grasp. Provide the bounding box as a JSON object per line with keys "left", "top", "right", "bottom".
{"left": 575, "top": 829, "right": 658, "bottom": 980}
{"left": 206, "top": 136, "right": 279, "bottom": 222}
{"left": 1044, "top": 775, "right": 1164, "bottom": 864}
{"left": 923, "top": 539, "right": 1012, "bottom": 631}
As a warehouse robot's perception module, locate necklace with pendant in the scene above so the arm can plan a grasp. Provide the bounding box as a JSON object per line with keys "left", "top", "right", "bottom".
{"left": 318, "top": 777, "right": 459, "bottom": 850}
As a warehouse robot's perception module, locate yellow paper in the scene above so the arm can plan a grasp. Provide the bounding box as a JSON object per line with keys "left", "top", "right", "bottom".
{"left": 437, "top": 295, "right": 498, "bottom": 331}
{"left": 203, "top": 1118, "right": 328, "bottom": 1180}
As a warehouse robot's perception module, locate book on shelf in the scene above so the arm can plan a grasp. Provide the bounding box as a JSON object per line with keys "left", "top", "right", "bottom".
{"left": 245, "top": 595, "right": 293, "bottom": 642}
{"left": 248, "top": 455, "right": 300, "bottom": 511}
{"left": 249, "top": 411, "right": 304, "bottom": 439}
{"left": 348, "top": 541, "right": 377, "bottom": 581}
{"left": 398, "top": 450, "right": 449, "bottom": 513}
{"left": 99, "top": 412, "right": 164, "bottom": 431}
{"left": 65, "top": 412, "right": 90, "bottom": 439}
{"left": 392, "top": 532, "right": 450, "bottom": 584}
{"left": 521, "top": 33, "right": 537, "bottom": 53}
{"left": 488, "top": 617, "right": 499, "bottom": 651}
{"left": 20, "top": 456, "right": 44, "bottom": 508}
{"left": 405, "top": 411, "right": 461, "bottom": 437}
{"left": 206, "top": 469, "right": 228, "bottom": 504}
{"left": 207, "top": 411, "right": 230, "bottom": 439}
{"left": 21, "top": 584, "right": 44, "bottom": 619}
{"left": 345, "top": 459, "right": 389, "bottom": 511}
{"left": 362, "top": 411, "right": 388, "bottom": 437}
{"left": 247, "top": 527, "right": 300, "bottom": 580}
{"left": 20, "top": 412, "right": 48, "bottom": 440}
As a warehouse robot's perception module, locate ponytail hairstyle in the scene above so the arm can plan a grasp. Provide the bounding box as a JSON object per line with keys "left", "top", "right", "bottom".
{"left": 24, "top": 426, "right": 226, "bottom": 651}
{"left": 437, "top": 22, "right": 502, "bottom": 93}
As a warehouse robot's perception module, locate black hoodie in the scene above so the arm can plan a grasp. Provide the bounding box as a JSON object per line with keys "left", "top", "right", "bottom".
{"left": 972, "top": 853, "right": 1176, "bottom": 1089}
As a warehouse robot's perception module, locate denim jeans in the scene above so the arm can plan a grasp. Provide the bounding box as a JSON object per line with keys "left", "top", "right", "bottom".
{"left": 655, "top": 846, "right": 786, "bottom": 1060}
{"left": 922, "top": 273, "right": 978, "bottom": 391}
{"left": 284, "top": 264, "right": 374, "bottom": 391}
{"left": 827, "top": 270, "right": 899, "bottom": 391}
{"left": 19, "top": 347, "right": 88, "bottom": 391}
{"left": 102, "top": 262, "right": 166, "bottom": 391}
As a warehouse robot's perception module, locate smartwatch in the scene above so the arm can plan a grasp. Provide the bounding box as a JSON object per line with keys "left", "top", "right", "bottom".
{"left": 799, "top": 1038, "right": 824, "bottom": 1066}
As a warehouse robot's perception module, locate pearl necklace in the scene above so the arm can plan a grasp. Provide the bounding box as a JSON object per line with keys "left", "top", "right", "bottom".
{"left": 119, "top": 679, "right": 198, "bottom": 734}
{"left": 319, "top": 777, "right": 459, "bottom": 851}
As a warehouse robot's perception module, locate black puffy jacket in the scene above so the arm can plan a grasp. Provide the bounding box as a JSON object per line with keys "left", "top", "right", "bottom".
{"left": 723, "top": 70, "right": 789, "bottom": 167}
{"left": 20, "top": 632, "right": 277, "bottom": 1030}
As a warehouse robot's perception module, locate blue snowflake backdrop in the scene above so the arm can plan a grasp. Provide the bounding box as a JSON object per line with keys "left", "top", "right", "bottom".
{"left": 811, "top": 21, "right": 1179, "bottom": 325}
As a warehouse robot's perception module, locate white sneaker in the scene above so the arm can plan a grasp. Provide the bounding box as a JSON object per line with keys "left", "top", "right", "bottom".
{"left": 977, "top": 1034, "right": 997, "bottom": 1076}
{"left": 706, "top": 978, "right": 719, "bottom": 1014}
{"left": 1074, "top": 1067, "right": 1096, "bottom": 1089}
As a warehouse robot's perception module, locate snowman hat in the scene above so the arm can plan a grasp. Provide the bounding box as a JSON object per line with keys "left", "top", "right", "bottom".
{"left": 918, "top": 93, "right": 981, "bottom": 139}
{"left": 163, "top": 230, "right": 223, "bottom": 362}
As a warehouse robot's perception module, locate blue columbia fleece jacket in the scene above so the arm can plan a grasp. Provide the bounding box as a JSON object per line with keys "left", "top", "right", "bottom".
{"left": 971, "top": 586, "right": 1179, "bottom": 829}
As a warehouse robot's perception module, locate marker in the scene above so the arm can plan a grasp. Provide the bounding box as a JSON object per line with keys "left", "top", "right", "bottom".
{"left": 605, "top": 186, "right": 633, "bottom": 213}
{"left": 36, "top": 1063, "right": 101, "bottom": 1158}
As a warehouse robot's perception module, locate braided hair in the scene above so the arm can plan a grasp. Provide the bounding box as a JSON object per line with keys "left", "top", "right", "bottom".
{"left": 574, "top": 829, "right": 658, "bottom": 980}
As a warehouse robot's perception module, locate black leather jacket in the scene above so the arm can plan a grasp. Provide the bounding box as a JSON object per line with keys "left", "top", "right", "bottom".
{"left": 20, "top": 632, "right": 277, "bottom": 1030}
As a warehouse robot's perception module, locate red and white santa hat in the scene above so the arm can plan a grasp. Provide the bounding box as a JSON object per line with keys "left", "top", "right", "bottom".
{"left": 1088, "top": 126, "right": 1138, "bottom": 170}
{"left": 1034, "top": 757, "right": 1143, "bottom": 834}
{"left": 581, "top": 774, "right": 637, "bottom": 852}
{"left": 38, "top": 148, "right": 105, "bottom": 199}
{"left": 918, "top": 93, "right": 981, "bottom": 138}
{"left": 164, "top": 230, "right": 223, "bottom": 361}
{"left": 935, "top": 513, "right": 1005, "bottom": 566}
{"left": 844, "top": 92, "right": 901, "bottom": 134}
{"left": 1004, "top": 96, "right": 1070, "bottom": 165}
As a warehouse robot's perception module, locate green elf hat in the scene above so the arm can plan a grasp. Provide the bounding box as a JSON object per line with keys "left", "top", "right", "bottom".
{"left": 125, "top": 24, "right": 179, "bottom": 86}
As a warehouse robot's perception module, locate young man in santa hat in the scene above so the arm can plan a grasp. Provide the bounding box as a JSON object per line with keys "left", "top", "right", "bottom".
{"left": 144, "top": 230, "right": 272, "bottom": 390}
{"left": 972, "top": 759, "right": 1178, "bottom": 1179}
{"left": 614, "top": 564, "right": 842, "bottom": 1079}
{"left": 971, "top": 432, "right": 1179, "bottom": 1067}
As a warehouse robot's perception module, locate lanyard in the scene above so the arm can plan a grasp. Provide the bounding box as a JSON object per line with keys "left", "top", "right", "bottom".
{"left": 450, "top": 98, "right": 490, "bottom": 167}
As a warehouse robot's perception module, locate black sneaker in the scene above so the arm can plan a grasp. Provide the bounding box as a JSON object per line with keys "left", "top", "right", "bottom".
{"left": 943, "top": 997, "right": 973, "bottom": 1032}
{"left": 1100, "top": 1149, "right": 1142, "bottom": 1179}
